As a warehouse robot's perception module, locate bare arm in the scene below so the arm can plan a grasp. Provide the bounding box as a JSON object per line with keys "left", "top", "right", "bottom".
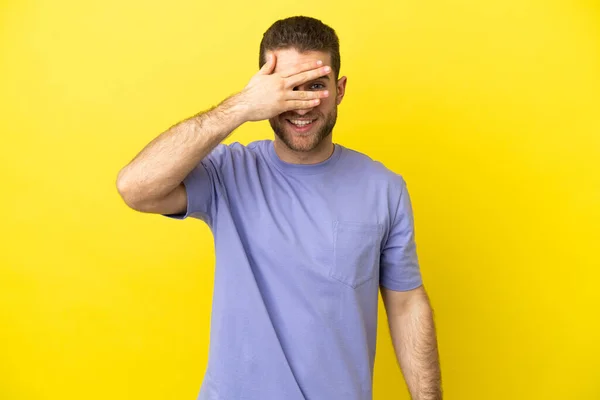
{"left": 116, "top": 52, "right": 331, "bottom": 214}
{"left": 116, "top": 96, "right": 246, "bottom": 214}
{"left": 381, "top": 285, "right": 442, "bottom": 400}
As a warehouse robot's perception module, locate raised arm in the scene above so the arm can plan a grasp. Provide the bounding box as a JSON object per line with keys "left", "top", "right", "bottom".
{"left": 116, "top": 52, "right": 331, "bottom": 215}
{"left": 115, "top": 97, "right": 245, "bottom": 215}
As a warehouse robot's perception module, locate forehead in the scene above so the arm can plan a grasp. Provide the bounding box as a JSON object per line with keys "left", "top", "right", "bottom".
{"left": 272, "top": 48, "right": 331, "bottom": 73}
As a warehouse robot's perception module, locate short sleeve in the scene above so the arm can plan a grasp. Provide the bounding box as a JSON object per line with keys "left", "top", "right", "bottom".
{"left": 163, "top": 144, "right": 229, "bottom": 225}
{"left": 379, "top": 180, "right": 423, "bottom": 291}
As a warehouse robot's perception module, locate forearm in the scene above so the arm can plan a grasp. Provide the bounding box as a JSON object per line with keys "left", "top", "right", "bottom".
{"left": 385, "top": 289, "right": 442, "bottom": 400}
{"left": 116, "top": 93, "right": 247, "bottom": 206}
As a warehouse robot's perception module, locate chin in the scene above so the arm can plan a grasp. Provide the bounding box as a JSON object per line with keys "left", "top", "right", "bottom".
{"left": 287, "top": 139, "right": 320, "bottom": 153}
{"left": 279, "top": 128, "right": 328, "bottom": 153}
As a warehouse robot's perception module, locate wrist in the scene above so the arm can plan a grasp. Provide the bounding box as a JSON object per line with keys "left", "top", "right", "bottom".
{"left": 217, "top": 92, "right": 250, "bottom": 127}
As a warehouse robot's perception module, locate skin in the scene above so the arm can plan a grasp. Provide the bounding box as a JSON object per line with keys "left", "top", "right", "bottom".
{"left": 267, "top": 48, "right": 346, "bottom": 164}
{"left": 382, "top": 286, "right": 443, "bottom": 400}
{"left": 116, "top": 46, "right": 441, "bottom": 399}
{"left": 115, "top": 48, "right": 331, "bottom": 214}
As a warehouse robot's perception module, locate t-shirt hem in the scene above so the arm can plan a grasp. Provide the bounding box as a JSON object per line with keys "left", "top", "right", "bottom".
{"left": 379, "top": 277, "right": 424, "bottom": 292}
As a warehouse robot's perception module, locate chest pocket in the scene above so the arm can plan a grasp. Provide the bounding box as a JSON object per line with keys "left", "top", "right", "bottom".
{"left": 331, "top": 220, "right": 384, "bottom": 288}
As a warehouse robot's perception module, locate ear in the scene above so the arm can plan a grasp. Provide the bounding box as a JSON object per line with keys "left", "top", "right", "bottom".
{"left": 335, "top": 76, "right": 347, "bottom": 105}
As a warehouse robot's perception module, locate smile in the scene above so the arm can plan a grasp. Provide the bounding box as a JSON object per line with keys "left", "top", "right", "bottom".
{"left": 287, "top": 119, "right": 315, "bottom": 127}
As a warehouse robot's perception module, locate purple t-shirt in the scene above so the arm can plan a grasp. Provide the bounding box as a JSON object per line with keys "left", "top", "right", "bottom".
{"left": 168, "top": 140, "right": 422, "bottom": 400}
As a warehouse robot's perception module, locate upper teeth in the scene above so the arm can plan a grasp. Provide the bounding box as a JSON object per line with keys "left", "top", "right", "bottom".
{"left": 290, "top": 120, "right": 312, "bottom": 126}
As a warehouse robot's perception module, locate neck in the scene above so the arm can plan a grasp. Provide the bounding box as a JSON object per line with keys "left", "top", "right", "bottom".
{"left": 273, "top": 137, "right": 334, "bottom": 165}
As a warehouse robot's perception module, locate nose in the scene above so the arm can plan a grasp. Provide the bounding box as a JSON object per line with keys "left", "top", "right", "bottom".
{"left": 293, "top": 108, "right": 313, "bottom": 116}
{"left": 292, "top": 85, "right": 315, "bottom": 116}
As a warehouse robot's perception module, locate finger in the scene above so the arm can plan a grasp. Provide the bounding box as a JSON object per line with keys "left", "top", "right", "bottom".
{"left": 286, "top": 89, "right": 329, "bottom": 101}
{"left": 285, "top": 66, "right": 331, "bottom": 88}
{"left": 279, "top": 59, "right": 324, "bottom": 78}
{"left": 285, "top": 99, "right": 321, "bottom": 111}
{"left": 258, "top": 52, "right": 276, "bottom": 75}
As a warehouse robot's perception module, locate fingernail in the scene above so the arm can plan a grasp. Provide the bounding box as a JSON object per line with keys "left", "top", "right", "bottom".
{"left": 317, "top": 60, "right": 323, "bottom": 66}
{"left": 324, "top": 66, "right": 331, "bottom": 72}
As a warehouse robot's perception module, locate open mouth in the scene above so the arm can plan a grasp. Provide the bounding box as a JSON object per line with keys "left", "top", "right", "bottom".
{"left": 286, "top": 118, "right": 316, "bottom": 133}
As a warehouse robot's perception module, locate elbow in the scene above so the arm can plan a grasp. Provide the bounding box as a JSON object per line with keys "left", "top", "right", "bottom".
{"left": 116, "top": 169, "right": 145, "bottom": 211}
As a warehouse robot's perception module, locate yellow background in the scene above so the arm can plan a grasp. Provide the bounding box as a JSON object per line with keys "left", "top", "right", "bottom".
{"left": 1, "top": 0, "right": 599, "bottom": 399}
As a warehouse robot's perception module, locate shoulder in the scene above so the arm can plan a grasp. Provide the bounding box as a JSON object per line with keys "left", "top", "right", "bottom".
{"left": 206, "top": 140, "right": 268, "bottom": 166}
{"left": 339, "top": 145, "right": 407, "bottom": 189}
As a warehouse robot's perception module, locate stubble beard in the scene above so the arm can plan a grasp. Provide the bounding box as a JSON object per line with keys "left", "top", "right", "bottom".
{"left": 269, "top": 107, "right": 338, "bottom": 153}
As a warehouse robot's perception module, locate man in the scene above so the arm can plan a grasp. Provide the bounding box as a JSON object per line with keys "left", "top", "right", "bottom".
{"left": 117, "top": 16, "right": 442, "bottom": 400}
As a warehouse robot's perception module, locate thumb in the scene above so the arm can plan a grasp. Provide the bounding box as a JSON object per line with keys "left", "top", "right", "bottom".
{"left": 259, "top": 52, "right": 276, "bottom": 75}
